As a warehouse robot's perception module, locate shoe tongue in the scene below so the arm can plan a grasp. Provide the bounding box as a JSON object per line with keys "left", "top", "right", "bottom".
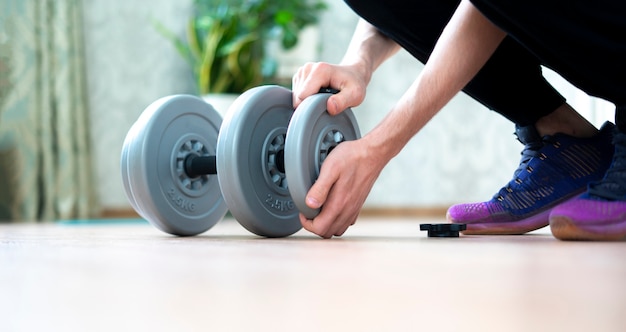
{"left": 515, "top": 125, "right": 542, "bottom": 145}
{"left": 614, "top": 129, "right": 626, "bottom": 145}
{"left": 512, "top": 125, "right": 544, "bottom": 179}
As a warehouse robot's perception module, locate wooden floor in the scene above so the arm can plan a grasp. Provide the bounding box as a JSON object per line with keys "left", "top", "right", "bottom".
{"left": 1, "top": 217, "right": 625, "bottom": 332}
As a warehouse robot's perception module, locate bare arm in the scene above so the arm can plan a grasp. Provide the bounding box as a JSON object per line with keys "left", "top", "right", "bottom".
{"left": 362, "top": 0, "right": 506, "bottom": 161}
{"left": 339, "top": 19, "right": 402, "bottom": 83}
{"left": 301, "top": 0, "right": 508, "bottom": 238}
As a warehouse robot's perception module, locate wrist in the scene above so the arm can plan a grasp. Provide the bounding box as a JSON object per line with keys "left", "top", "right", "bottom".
{"left": 359, "top": 129, "right": 399, "bottom": 171}
{"left": 339, "top": 58, "right": 373, "bottom": 87}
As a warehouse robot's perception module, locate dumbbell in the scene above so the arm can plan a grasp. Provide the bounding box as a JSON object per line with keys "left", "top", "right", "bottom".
{"left": 121, "top": 85, "right": 360, "bottom": 237}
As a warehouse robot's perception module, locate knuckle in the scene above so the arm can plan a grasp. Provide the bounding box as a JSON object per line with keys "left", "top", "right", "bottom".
{"left": 311, "top": 184, "right": 329, "bottom": 199}
{"left": 310, "top": 62, "right": 331, "bottom": 74}
{"left": 302, "top": 61, "right": 317, "bottom": 69}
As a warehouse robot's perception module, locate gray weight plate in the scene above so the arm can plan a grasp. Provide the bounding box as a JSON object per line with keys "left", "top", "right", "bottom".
{"left": 121, "top": 95, "right": 228, "bottom": 236}
{"left": 216, "top": 85, "right": 301, "bottom": 237}
{"left": 121, "top": 120, "right": 143, "bottom": 217}
{"left": 285, "top": 93, "right": 361, "bottom": 220}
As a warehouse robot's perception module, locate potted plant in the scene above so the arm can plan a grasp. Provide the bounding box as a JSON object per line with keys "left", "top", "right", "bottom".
{"left": 156, "top": 0, "right": 327, "bottom": 113}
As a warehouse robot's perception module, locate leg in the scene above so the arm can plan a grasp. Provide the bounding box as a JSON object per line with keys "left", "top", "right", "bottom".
{"left": 469, "top": 0, "right": 626, "bottom": 114}
{"left": 344, "top": 0, "right": 615, "bottom": 234}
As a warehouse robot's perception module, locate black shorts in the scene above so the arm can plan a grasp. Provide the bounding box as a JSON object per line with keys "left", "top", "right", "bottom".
{"left": 344, "top": 0, "right": 566, "bottom": 126}
{"left": 470, "top": 0, "right": 626, "bottom": 128}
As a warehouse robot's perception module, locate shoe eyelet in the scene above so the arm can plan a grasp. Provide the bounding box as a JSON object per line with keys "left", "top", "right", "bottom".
{"left": 515, "top": 178, "right": 522, "bottom": 184}
{"left": 506, "top": 187, "right": 513, "bottom": 193}
{"left": 539, "top": 153, "right": 547, "bottom": 160}
{"left": 497, "top": 195, "right": 504, "bottom": 201}
{"left": 553, "top": 141, "right": 561, "bottom": 148}
{"left": 526, "top": 166, "right": 533, "bottom": 173}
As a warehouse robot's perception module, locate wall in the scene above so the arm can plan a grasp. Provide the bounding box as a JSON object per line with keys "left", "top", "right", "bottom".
{"left": 83, "top": 1, "right": 614, "bottom": 212}
{"left": 83, "top": 0, "right": 195, "bottom": 210}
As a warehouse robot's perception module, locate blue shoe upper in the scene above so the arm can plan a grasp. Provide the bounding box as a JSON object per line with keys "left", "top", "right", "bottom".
{"left": 492, "top": 122, "right": 615, "bottom": 217}
{"left": 587, "top": 128, "right": 626, "bottom": 201}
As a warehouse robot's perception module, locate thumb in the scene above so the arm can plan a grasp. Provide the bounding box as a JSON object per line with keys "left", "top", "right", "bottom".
{"left": 326, "top": 95, "right": 343, "bottom": 115}
{"left": 305, "top": 167, "right": 338, "bottom": 209}
{"left": 306, "top": 183, "right": 328, "bottom": 209}
{"left": 326, "top": 88, "right": 363, "bottom": 115}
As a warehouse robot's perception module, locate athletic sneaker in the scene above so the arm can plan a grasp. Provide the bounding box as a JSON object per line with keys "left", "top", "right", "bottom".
{"left": 550, "top": 128, "right": 626, "bottom": 241}
{"left": 447, "top": 122, "right": 615, "bottom": 235}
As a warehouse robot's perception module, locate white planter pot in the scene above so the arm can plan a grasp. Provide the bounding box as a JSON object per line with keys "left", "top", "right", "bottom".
{"left": 202, "top": 93, "right": 239, "bottom": 118}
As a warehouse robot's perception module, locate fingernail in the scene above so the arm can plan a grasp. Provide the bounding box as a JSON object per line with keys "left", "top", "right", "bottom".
{"left": 332, "top": 99, "right": 339, "bottom": 114}
{"left": 306, "top": 197, "right": 321, "bottom": 208}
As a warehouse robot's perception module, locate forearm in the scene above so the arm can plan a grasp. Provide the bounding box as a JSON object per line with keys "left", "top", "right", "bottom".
{"left": 340, "top": 19, "right": 402, "bottom": 86}
{"left": 362, "top": 0, "right": 506, "bottom": 161}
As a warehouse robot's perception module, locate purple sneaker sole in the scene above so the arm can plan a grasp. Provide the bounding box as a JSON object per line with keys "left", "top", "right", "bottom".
{"left": 448, "top": 194, "right": 583, "bottom": 235}
{"left": 450, "top": 210, "right": 549, "bottom": 235}
{"left": 550, "top": 197, "right": 626, "bottom": 241}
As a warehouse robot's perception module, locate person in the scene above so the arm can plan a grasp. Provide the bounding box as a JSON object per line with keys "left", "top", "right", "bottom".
{"left": 291, "top": 0, "right": 626, "bottom": 241}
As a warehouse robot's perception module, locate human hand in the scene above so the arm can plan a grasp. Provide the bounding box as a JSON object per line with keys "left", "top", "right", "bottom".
{"left": 292, "top": 62, "right": 369, "bottom": 115}
{"left": 299, "top": 139, "right": 384, "bottom": 238}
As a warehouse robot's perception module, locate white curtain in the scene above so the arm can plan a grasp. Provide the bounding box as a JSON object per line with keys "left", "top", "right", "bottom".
{"left": 0, "top": 0, "right": 98, "bottom": 221}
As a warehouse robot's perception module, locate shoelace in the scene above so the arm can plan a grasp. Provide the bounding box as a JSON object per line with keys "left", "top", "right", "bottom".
{"left": 588, "top": 131, "right": 626, "bottom": 200}
{"left": 493, "top": 132, "right": 555, "bottom": 201}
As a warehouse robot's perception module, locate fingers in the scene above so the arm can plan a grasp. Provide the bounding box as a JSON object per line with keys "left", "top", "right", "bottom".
{"left": 299, "top": 157, "right": 341, "bottom": 238}
{"left": 325, "top": 95, "right": 342, "bottom": 116}
{"left": 292, "top": 62, "right": 366, "bottom": 115}
{"left": 298, "top": 152, "right": 363, "bottom": 239}
{"left": 292, "top": 62, "right": 332, "bottom": 108}
{"left": 299, "top": 191, "right": 359, "bottom": 239}
{"left": 299, "top": 162, "right": 339, "bottom": 238}
{"left": 304, "top": 166, "right": 338, "bottom": 210}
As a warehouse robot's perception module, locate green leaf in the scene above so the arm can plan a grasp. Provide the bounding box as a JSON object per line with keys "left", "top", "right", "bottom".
{"left": 154, "top": 0, "right": 329, "bottom": 94}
